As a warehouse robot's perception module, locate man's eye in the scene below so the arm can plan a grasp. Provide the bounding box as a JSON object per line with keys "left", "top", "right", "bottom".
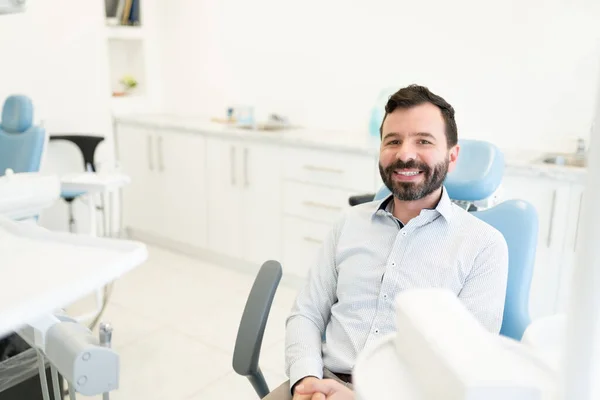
{"left": 418, "top": 140, "right": 431, "bottom": 145}
{"left": 387, "top": 140, "right": 400, "bottom": 145}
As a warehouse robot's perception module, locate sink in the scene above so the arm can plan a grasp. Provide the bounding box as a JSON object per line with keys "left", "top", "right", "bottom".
{"left": 538, "top": 153, "right": 587, "bottom": 168}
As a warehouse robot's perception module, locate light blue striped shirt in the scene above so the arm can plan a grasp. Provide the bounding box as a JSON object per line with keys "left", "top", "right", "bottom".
{"left": 284, "top": 187, "right": 509, "bottom": 388}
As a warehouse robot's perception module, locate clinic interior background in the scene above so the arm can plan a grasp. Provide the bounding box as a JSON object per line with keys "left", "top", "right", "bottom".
{"left": 2, "top": 1, "right": 599, "bottom": 246}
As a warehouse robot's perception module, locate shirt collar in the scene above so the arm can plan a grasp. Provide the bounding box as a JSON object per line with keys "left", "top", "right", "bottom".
{"left": 373, "top": 185, "right": 454, "bottom": 222}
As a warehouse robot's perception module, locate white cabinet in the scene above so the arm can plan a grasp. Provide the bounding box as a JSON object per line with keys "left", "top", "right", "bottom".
{"left": 117, "top": 124, "right": 208, "bottom": 248}
{"left": 241, "top": 143, "right": 283, "bottom": 266}
{"left": 280, "top": 147, "right": 377, "bottom": 280}
{"left": 159, "top": 130, "right": 208, "bottom": 248}
{"left": 500, "top": 175, "right": 572, "bottom": 320}
{"left": 117, "top": 125, "right": 165, "bottom": 237}
{"left": 206, "top": 137, "right": 282, "bottom": 265}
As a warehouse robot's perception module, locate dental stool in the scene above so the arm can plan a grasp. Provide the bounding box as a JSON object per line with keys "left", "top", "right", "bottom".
{"left": 48, "top": 134, "right": 105, "bottom": 233}
{"left": 0, "top": 95, "right": 46, "bottom": 176}
{"left": 232, "top": 139, "right": 539, "bottom": 398}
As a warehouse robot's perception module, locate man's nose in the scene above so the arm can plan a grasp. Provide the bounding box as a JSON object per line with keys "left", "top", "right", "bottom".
{"left": 395, "top": 143, "right": 417, "bottom": 162}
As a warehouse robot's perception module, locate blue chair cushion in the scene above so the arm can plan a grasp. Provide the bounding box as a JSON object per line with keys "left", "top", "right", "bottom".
{"left": 0, "top": 126, "right": 46, "bottom": 174}
{"left": 61, "top": 190, "right": 87, "bottom": 199}
{"left": 2, "top": 95, "right": 33, "bottom": 133}
{"left": 0, "top": 95, "right": 45, "bottom": 175}
{"left": 473, "top": 199, "right": 538, "bottom": 340}
{"left": 375, "top": 139, "right": 504, "bottom": 203}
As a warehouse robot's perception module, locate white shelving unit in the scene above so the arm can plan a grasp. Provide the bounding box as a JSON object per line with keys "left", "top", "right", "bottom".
{"left": 104, "top": 0, "right": 158, "bottom": 116}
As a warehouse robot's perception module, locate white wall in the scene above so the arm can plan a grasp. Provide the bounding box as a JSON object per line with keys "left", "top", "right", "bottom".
{"left": 0, "top": 1, "right": 112, "bottom": 137}
{"left": 0, "top": 1, "right": 114, "bottom": 231}
{"left": 157, "top": 0, "right": 600, "bottom": 153}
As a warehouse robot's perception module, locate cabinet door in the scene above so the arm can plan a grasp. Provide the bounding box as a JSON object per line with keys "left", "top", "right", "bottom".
{"left": 556, "top": 183, "right": 585, "bottom": 313}
{"left": 159, "top": 130, "right": 208, "bottom": 248}
{"left": 206, "top": 138, "right": 243, "bottom": 258}
{"left": 240, "top": 143, "right": 283, "bottom": 266}
{"left": 117, "top": 125, "right": 163, "bottom": 235}
{"left": 282, "top": 216, "right": 332, "bottom": 280}
{"left": 500, "top": 175, "right": 570, "bottom": 320}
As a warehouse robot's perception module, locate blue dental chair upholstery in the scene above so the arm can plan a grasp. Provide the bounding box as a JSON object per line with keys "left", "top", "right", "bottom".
{"left": 233, "top": 139, "right": 539, "bottom": 398}
{"left": 0, "top": 95, "right": 46, "bottom": 175}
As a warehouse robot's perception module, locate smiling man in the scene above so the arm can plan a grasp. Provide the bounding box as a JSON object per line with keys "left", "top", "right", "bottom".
{"left": 266, "top": 85, "right": 509, "bottom": 400}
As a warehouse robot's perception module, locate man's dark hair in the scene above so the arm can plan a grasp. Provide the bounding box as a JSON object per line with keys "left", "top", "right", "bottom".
{"left": 379, "top": 84, "right": 458, "bottom": 147}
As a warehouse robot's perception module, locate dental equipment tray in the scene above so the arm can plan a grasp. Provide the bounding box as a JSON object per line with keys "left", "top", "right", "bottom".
{"left": 0, "top": 216, "right": 147, "bottom": 338}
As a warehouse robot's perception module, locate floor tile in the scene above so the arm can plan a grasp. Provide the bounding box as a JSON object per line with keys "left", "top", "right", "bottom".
{"left": 110, "top": 327, "right": 232, "bottom": 400}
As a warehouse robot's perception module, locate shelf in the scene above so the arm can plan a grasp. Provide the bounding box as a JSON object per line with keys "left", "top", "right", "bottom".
{"left": 105, "top": 25, "right": 145, "bottom": 40}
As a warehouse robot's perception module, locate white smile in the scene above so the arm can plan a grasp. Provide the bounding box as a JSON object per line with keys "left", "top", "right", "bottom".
{"left": 395, "top": 171, "right": 421, "bottom": 176}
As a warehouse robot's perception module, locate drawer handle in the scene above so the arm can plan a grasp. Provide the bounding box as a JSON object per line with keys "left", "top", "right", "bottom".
{"left": 302, "top": 200, "right": 342, "bottom": 211}
{"left": 303, "top": 236, "right": 323, "bottom": 244}
{"left": 303, "top": 165, "right": 344, "bottom": 174}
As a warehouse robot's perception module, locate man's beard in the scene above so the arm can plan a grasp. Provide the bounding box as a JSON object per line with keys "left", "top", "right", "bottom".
{"left": 379, "top": 158, "right": 449, "bottom": 201}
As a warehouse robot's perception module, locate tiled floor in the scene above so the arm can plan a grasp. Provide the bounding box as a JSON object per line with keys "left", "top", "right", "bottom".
{"left": 66, "top": 245, "right": 299, "bottom": 399}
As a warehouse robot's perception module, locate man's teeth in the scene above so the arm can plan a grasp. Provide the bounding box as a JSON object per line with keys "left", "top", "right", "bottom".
{"left": 397, "top": 171, "right": 420, "bottom": 176}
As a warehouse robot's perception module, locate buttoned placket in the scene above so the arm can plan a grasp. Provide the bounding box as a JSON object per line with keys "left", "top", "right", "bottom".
{"left": 366, "top": 211, "right": 439, "bottom": 343}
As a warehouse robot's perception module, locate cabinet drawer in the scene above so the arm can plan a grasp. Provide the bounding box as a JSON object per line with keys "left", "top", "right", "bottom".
{"left": 282, "top": 216, "right": 332, "bottom": 279}
{"left": 283, "top": 147, "right": 376, "bottom": 192}
{"left": 283, "top": 181, "right": 357, "bottom": 224}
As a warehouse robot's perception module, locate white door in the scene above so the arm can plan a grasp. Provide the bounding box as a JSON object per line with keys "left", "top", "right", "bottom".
{"left": 160, "top": 130, "right": 208, "bottom": 248}
{"left": 500, "top": 175, "right": 570, "bottom": 320}
{"left": 206, "top": 138, "right": 243, "bottom": 258}
{"left": 116, "top": 125, "right": 163, "bottom": 235}
{"left": 241, "top": 142, "right": 283, "bottom": 266}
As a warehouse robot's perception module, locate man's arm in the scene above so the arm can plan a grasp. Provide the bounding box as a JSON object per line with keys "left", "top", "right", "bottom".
{"left": 458, "top": 230, "right": 509, "bottom": 333}
{"left": 285, "top": 216, "right": 345, "bottom": 392}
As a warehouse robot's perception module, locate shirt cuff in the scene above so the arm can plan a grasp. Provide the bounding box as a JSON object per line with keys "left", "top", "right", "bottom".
{"left": 289, "top": 357, "right": 324, "bottom": 394}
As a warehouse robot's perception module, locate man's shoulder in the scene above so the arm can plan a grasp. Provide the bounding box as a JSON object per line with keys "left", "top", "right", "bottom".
{"left": 341, "top": 199, "right": 383, "bottom": 220}
{"left": 450, "top": 203, "right": 507, "bottom": 247}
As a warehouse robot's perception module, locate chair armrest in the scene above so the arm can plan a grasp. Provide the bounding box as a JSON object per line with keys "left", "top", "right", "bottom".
{"left": 348, "top": 193, "right": 376, "bottom": 206}
{"left": 233, "top": 260, "right": 282, "bottom": 398}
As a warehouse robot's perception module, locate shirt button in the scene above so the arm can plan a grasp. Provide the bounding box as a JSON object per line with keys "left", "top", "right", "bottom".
{"left": 374, "top": 329, "right": 379, "bottom": 334}
{"left": 402, "top": 232, "right": 407, "bottom": 236}
{"left": 391, "top": 262, "right": 396, "bottom": 266}
{"left": 383, "top": 294, "right": 388, "bottom": 300}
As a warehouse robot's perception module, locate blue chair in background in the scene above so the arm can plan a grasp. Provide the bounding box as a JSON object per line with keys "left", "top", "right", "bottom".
{"left": 232, "top": 139, "right": 539, "bottom": 398}
{"left": 0, "top": 95, "right": 46, "bottom": 176}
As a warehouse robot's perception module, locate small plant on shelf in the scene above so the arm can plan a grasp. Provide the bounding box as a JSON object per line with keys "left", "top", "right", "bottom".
{"left": 112, "top": 75, "right": 138, "bottom": 97}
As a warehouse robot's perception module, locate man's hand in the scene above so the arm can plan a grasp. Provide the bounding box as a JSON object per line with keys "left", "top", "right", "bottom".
{"left": 294, "top": 378, "right": 354, "bottom": 400}
{"left": 292, "top": 376, "right": 322, "bottom": 400}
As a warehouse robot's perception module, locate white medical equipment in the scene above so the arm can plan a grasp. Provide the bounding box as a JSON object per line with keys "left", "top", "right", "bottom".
{"left": 0, "top": 170, "right": 147, "bottom": 398}
{"left": 353, "top": 59, "right": 600, "bottom": 400}
{"left": 59, "top": 171, "right": 132, "bottom": 324}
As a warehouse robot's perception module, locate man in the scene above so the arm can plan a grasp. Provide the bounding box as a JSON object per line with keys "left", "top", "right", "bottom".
{"left": 266, "top": 84, "right": 509, "bottom": 400}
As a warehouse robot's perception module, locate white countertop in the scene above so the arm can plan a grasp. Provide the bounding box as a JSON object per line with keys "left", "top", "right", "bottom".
{"left": 114, "top": 113, "right": 588, "bottom": 184}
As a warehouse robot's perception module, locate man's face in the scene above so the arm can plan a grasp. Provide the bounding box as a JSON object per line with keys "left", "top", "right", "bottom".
{"left": 379, "top": 103, "right": 459, "bottom": 201}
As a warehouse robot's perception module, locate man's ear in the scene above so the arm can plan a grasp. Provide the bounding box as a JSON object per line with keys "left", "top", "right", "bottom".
{"left": 447, "top": 144, "right": 460, "bottom": 173}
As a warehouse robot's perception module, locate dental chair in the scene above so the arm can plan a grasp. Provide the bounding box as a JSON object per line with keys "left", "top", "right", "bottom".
{"left": 0, "top": 95, "right": 46, "bottom": 176}
{"left": 232, "top": 139, "right": 539, "bottom": 398}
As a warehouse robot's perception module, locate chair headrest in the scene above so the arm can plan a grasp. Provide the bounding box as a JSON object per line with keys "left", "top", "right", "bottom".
{"left": 374, "top": 139, "right": 504, "bottom": 202}
{"left": 445, "top": 139, "right": 504, "bottom": 202}
{"left": 1, "top": 95, "right": 33, "bottom": 133}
